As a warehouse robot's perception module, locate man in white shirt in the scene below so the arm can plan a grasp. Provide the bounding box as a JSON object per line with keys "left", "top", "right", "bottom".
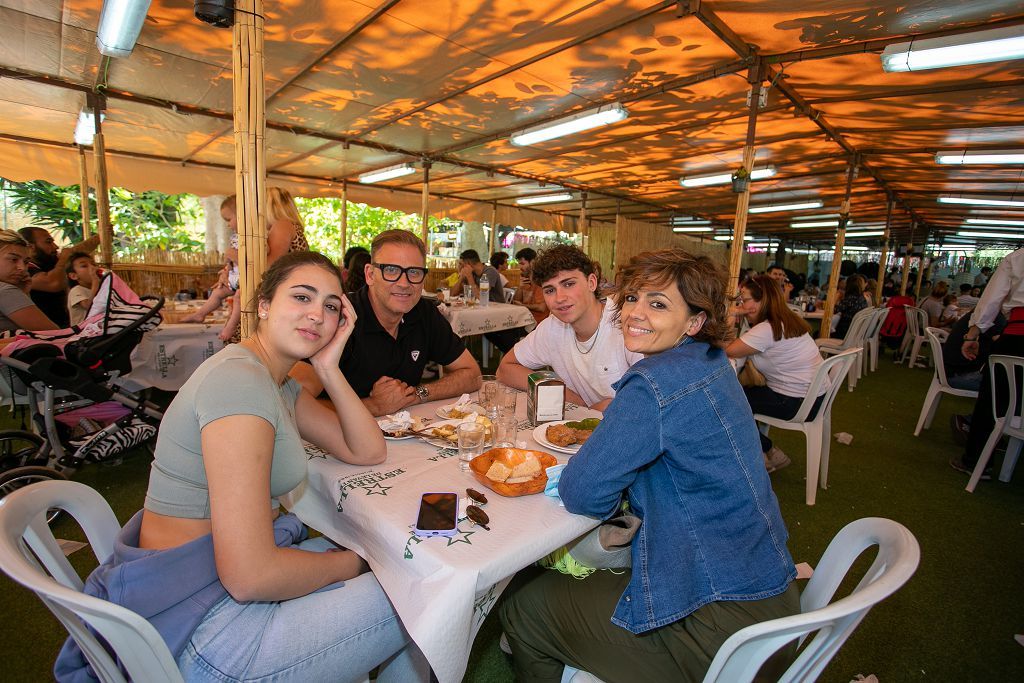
{"left": 497, "top": 245, "right": 643, "bottom": 411}
{"left": 952, "top": 248, "right": 1024, "bottom": 477}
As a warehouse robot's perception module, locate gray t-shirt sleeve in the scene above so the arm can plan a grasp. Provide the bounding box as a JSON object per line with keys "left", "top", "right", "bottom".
{"left": 193, "top": 358, "right": 285, "bottom": 431}
{"left": 0, "top": 282, "right": 35, "bottom": 316}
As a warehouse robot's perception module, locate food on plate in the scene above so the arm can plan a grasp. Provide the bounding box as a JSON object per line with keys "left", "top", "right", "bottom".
{"left": 430, "top": 423, "right": 459, "bottom": 442}
{"left": 545, "top": 418, "right": 601, "bottom": 447}
{"left": 446, "top": 407, "right": 471, "bottom": 419}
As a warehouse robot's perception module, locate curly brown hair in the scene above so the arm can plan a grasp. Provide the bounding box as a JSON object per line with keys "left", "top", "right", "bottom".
{"left": 613, "top": 248, "right": 731, "bottom": 347}
{"left": 531, "top": 244, "right": 598, "bottom": 298}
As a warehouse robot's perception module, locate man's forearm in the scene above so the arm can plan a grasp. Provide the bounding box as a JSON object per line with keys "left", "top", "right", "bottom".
{"left": 423, "top": 367, "right": 479, "bottom": 402}
{"left": 495, "top": 360, "right": 531, "bottom": 391}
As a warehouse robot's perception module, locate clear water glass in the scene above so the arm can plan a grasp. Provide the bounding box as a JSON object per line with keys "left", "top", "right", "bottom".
{"left": 493, "top": 414, "right": 518, "bottom": 448}
{"left": 457, "top": 422, "right": 486, "bottom": 472}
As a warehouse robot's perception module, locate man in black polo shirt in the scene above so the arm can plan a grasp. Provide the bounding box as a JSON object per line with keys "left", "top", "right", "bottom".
{"left": 292, "top": 230, "right": 481, "bottom": 416}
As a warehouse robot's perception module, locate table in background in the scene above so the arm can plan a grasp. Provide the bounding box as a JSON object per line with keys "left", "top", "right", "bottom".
{"left": 121, "top": 323, "right": 222, "bottom": 391}
{"left": 440, "top": 302, "right": 536, "bottom": 364}
{"left": 283, "top": 398, "right": 599, "bottom": 683}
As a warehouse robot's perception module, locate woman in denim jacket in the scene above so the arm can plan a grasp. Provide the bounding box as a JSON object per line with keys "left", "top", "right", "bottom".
{"left": 500, "top": 249, "right": 799, "bottom": 682}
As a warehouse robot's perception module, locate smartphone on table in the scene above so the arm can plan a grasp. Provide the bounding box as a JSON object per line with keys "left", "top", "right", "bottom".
{"left": 414, "top": 492, "right": 459, "bottom": 538}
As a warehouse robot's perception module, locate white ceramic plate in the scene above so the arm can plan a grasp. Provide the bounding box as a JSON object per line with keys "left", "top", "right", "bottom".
{"left": 418, "top": 418, "right": 466, "bottom": 448}
{"left": 532, "top": 420, "right": 590, "bottom": 455}
{"left": 436, "top": 403, "right": 484, "bottom": 419}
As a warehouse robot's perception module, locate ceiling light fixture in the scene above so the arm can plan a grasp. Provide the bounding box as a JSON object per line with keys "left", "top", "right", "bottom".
{"left": 671, "top": 216, "right": 711, "bottom": 225}
{"left": 515, "top": 192, "right": 574, "bottom": 206}
{"left": 510, "top": 103, "right": 628, "bottom": 146}
{"left": 957, "top": 230, "right": 1024, "bottom": 239}
{"left": 845, "top": 231, "right": 885, "bottom": 238}
{"left": 965, "top": 218, "right": 1024, "bottom": 227}
{"left": 791, "top": 220, "right": 840, "bottom": 228}
{"left": 930, "top": 245, "right": 978, "bottom": 251}
{"left": 96, "top": 0, "right": 153, "bottom": 58}
{"left": 713, "top": 235, "right": 754, "bottom": 241}
{"left": 680, "top": 166, "right": 776, "bottom": 188}
{"left": 841, "top": 246, "right": 869, "bottom": 251}
{"left": 939, "top": 195, "right": 1024, "bottom": 208}
{"left": 358, "top": 163, "right": 416, "bottom": 184}
{"left": 749, "top": 200, "right": 824, "bottom": 214}
{"left": 936, "top": 149, "right": 1024, "bottom": 165}
{"left": 73, "top": 108, "right": 105, "bottom": 146}
{"left": 881, "top": 24, "right": 1024, "bottom": 72}
{"left": 672, "top": 226, "right": 714, "bottom": 233}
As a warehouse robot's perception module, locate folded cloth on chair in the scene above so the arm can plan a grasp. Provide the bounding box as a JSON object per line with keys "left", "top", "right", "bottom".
{"left": 54, "top": 511, "right": 307, "bottom": 682}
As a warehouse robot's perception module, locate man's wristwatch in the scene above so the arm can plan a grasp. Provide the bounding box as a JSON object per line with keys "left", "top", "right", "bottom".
{"left": 415, "top": 385, "right": 430, "bottom": 403}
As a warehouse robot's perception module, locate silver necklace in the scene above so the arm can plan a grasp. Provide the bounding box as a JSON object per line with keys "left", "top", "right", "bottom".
{"left": 573, "top": 323, "right": 601, "bottom": 354}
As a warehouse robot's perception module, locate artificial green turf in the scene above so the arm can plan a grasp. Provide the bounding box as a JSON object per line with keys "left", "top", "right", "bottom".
{"left": 2, "top": 356, "right": 1022, "bottom": 681}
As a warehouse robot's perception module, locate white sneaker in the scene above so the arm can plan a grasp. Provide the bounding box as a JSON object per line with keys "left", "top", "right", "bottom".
{"left": 764, "top": 447, "right": 791, "bottom": 473}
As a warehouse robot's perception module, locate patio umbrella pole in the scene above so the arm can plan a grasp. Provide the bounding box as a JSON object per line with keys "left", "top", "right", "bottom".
{"left": 420, "top": 162, "right": 430, "bottom": 244}
{"left": 339, "top": 180, "right": 348, "bottom": 259}
{"left": 727, "top": 65, "right": 762, "bottom": 293}
{"left": 77, "top": 146, "right": 91, "bottom": 240}
{"left": 875, "top": 196, "right": 893, "bottom": 303}
{"left": 820, "top": 159, "right": 857, "bottom": 337}
{"left": 232, "top": 0, "right": 267, "bottom": 339}
{"left": 91, "top": 100, "right": 113, "bottom": 267}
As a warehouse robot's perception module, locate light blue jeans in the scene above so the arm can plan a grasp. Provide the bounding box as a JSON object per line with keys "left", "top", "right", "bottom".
{"left": 177, "top": 538, "right": 429, "bottom": 682}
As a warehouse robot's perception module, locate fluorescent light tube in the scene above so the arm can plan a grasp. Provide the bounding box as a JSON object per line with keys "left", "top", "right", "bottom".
{"left": 841, "top": 246, "right": 869, "bottom": 251}
{"left": 672, "top": 227, "right": 713, "bottom": 233}
{"left": 939, "top": 196, "right": 1024, "bottom": 208}
{"left": 936, "top": 149, "right": 1024, "bottom": 165}
{"left": 791, "top": 220, "right": 839, "bottom": 228}
{"left": 516, "top": 192, "right": 573, "bottom": 206}
{"left": 749, "top": 200, "right": 824, "bottom": 214}
{"left": 510, "top": 103, "right": 628, "bottom": 146}
{"left": 96, "top": 0, "right": 153, "bottom": 58}
{"left": 930, "top": 245, "right": 977, "bottom": 251}
{"left": 671, "top": 216, "right": 711, "bottom": 225}
{"left": 680, "top": 166, "right": 776, "bottom": 188}
{"left": 965, "top": 218, "right": 1024, "bottom": 227}
{"left": 747, "top": 243, "right": 772, "bottom": 248}
{"left": 881, "top": 25, "right": 1024, "bottom": 72}
{"left": 846, "top": 231, "right": 885, "bottom": 237}
{"left": 713, "top": 235, "right": 753, "bottom": 241}
{"left": 73, "top": 108, "right": 105, "bottom": 146}
{"left": 957, "top": 230, "right": 1024, "bottom": 239}
{"left": 358, "top": 163, "right": 416, "bottom": 184}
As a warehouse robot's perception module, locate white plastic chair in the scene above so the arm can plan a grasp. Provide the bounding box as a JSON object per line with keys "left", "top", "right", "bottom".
{"left": 756, "top": 348, "right": 859, "bottom": 505}
{"left": 967, "top": 354, "right": 1024, "bottom": 493}
{"left": 561, "top": 517, "right": 920, "bottom": 683}
{"left": 0, "top": 480, "right": 184, "bottom": 683}
{"left": 816, "top": 308, "right": 872, "bottom": 391}
{"left": 504, "top": 287, "right": 516, "bottom": 304}
{"left": 899, "top": 306, "right": 929, "bottom": 368}
{"left": 864, "top": 307, "right": 888, "bottom": 372}
{"left": 914, "top": 328, "right": 979, "bottom": 436}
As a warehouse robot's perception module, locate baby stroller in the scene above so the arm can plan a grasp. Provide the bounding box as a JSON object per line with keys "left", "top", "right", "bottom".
{"left": 0, "top": 272, "right": 165, "bottom": 502}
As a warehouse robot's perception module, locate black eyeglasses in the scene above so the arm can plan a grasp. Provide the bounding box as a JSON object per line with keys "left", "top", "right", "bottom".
{"left": 373, "top": 263, "right": 429, "bottom": 284}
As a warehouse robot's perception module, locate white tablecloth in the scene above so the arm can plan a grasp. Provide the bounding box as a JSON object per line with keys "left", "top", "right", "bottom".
{"left": 122, "top": 323, "right": 223, "bottom": 390}
{"left": 282, "top": 397, "right": 600, "bottom": 683}
{"left": 440, "top": 302, "right": 536, "bottom": 338}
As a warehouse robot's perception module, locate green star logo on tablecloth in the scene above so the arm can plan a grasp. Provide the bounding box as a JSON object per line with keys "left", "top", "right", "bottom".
{"left": 363, "top": 482, "right": 391, "bottom": 495}
{"left": 446, "top": 526, "right": 475, "bottom": 546}
{"left": 473, "top": 585, "right": 497, "bottom": 624}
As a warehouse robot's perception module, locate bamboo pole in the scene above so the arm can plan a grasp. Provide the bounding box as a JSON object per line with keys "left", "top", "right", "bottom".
{"left": 77, "top": 146, "right": 91, "bottom": 239}
{"left": 913, "top": 245, "right": 928, "bottom": 301}
{"left": 875, "top": 197, "right": 893, "bottom": 304}
{"left": 92, "top": 112, "right": 113, "bottom": 267}
{"left": 899, "top": 221, "right": 915, "bottom": 296}
{"left": 420, "top": 162, "right": 431, "bottom": 244}
{"left": 488, "top": 201, "right": 498, "bottom": 256}
{"left": 233, "top": 0, "right": 267, "bottom": 339}
{"left": 820, "top": 160, "right": 857, "bottom": 337}
{"left": 727, "top": 64, "right": 762, "bottom": 293}
{"left": 339, "top": 180, "right": 348, "bottom": 259}
{"left": 579, "top": 191, "right": 589, "bottom": 253}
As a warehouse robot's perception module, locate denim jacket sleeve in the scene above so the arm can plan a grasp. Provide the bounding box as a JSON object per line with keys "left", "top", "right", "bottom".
{"left": 559, "top": 371, "right": 661, "bottom": 519}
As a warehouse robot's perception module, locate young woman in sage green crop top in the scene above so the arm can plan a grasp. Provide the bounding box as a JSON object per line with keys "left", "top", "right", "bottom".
{"left": 112, "top": 252, "right": 428, "bottom": 682}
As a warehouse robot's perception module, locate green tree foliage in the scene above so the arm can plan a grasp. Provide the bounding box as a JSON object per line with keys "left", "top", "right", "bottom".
{"left": 296, "top": 197, "right": 438, "bottom": 262}
{"left": 1, "top": 178, "right": 203, "bottom": 256}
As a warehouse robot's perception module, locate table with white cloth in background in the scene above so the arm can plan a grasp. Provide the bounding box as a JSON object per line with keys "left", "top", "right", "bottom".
{"left": 121, "top": 323, "right": 223, "bottom": 390}
{"left": 282, "top": 396, "right": 600, "bottom": 683}
{"left": 440, "top": 301, "right": 536, "bottom": 337}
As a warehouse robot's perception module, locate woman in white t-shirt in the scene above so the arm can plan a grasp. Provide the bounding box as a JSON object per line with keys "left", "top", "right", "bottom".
{"left": 726, "top": 275, "right": 827, "bottom": 473}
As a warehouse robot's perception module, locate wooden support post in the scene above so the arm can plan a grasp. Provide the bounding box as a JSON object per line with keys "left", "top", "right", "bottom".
{"left": 900, "top": 221, "right": 915, "bottom": 296}
{"left": 77, "top": 146, "right": 91, "bottom": 239}
{"left": 875, "top": 197, "right": 893, "bottom": 304}
{"left": 820, "top": 160, "right": 857, "bottom": 337}
{"left": 233, "top": 0, "right": 267, "bottom": 339}
{"left": 339, "top": 180, "right": 348, "bottom": 260}
{"left": 913, "top": 247, "right": 928, "bottom": 301}
{"left": 92, "top": 109, "right": 113, "bottom": 267}
{"left": 727, "top": 64, "right": 762, "bottom": 293}
{"left": 420, "top": 162, "right": 431, "bottom": 245}
{"left": 579, "top": 191, "right": 589, "bottom": 252}
{"left": 488, "top": 202, "right": 498, "bottom": 256}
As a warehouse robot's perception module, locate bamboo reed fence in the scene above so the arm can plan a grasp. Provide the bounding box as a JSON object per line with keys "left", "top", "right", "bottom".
{"left": 113, "top": 249, "right": 225, "bottom": 299}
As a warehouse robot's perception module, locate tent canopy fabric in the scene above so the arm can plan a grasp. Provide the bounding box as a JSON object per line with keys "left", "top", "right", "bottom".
{"left": 1, "top": 1, "right": 1022, "bottom": 245}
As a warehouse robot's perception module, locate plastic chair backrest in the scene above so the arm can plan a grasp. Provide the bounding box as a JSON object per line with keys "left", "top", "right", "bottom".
{"left": 703, "top": 517, "right": 920, "bottom": 683}
{"left": 924, "top": 328, "right": 953, "bottom": 387}
{"left": 988, "top": 355, "right": 1024, "bottom": 434}
{"left": 0, "top": 481, "right": 183, "bottom": 683}
{"left": 792, "top": 348, "right": 859, "bottom": 423}
{"left": 904, "top": 306, "right": 927, "bottom": 338}
{"left": 504, "top": 287, "right": 516, "bottom": 304}
{"left": 866, "top": 307, "right": 887, "bottom": 341}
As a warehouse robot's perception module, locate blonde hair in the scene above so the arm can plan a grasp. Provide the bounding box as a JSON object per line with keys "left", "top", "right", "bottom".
{"left": 0, "top": 229, "right": 29, "bottom": 250}
{"left": 267, "top": 187, "right": 304, "bottom": 228}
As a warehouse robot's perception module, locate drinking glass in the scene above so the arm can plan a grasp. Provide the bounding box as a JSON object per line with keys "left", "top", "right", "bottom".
{"left": 457, "top": 422, "right": 486, "bottom": 472}
{"left": 478, "top": 375, "right": 499, "bottom": 410}
{"left": 493, "top": 414, "right": 518, "bottom": 448}
{"left": 440, "top": 286, "right": 450, "bottom": 302}
{"left": 496, "top": 386, "right": 518, "bottom": 417}
{"left": 464, "top": 284, "right": 476, "bottom": 304}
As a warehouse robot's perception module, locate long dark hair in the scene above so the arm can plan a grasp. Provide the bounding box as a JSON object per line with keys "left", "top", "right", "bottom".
{"left": 743, "top": 275, "right": 809, "bottom": 341}
{"left": 255, "top": 251, "right": 342, "bottom": 310}
{"left": 344, "top": 251, "right": 371, "bottom": 294}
